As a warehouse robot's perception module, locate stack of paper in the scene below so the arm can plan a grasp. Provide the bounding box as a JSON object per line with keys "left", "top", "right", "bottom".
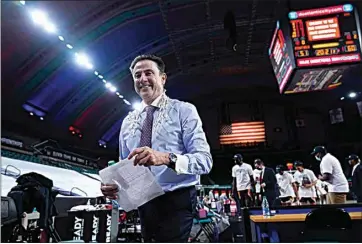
{"left": 99, "top": 159, "right": 164, "bottom": 212}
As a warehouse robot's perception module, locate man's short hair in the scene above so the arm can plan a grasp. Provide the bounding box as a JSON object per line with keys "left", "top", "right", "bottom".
{"left": 254, "top": 158, "right": 263, "bottom": 165}
{"left": 129, "top": 54, "right": 166, "bottom": 74}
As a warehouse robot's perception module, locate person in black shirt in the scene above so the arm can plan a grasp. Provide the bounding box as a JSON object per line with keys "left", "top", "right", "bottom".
{"left": 347, "top": 154, "right": 362, "bottom": 203}
{"left": 254, "top": 159, "right": 279, "bottom": 206}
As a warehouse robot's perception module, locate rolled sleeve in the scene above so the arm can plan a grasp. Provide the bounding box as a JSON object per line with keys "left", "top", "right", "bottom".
{"left": 175, "top": 103, "right": 213, "bottom": 175}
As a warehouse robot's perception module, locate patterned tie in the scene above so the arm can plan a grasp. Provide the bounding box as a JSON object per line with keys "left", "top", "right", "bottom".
{"left": 139, "top": 106, "right": 157, "bottom": 148}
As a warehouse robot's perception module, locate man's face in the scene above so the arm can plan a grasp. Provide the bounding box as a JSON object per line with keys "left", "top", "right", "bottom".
{"left": 234, "top": 158, "right": 242, "bottom": 165}
{"left": 296, "top": 166, "right": 304, "bottom": 172}
{"left": 349, "top": 159, "right": 356, "bottom": 166}
{"left": 132, "top": 60, "right": 166, "bottom": 104}
{"left": 255, "top": 164, "right": 262, "bottom": 170}
{"left": 315, "top": 152, "right": 322, "bottom": 161}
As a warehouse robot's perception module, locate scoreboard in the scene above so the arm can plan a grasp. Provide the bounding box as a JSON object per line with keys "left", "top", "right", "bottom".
{"left": 270, "top": 4, "right": 362, "bottom": 94}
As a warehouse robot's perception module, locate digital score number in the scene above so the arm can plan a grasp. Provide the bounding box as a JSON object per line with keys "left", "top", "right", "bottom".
{"left": 344, "top": 44, "right": 357, "bottom": 52}
{"left": 295, "top": 50, "right": 309, "bottom": 57}
{"left": 315, "top": 48, "right": 340, "bottom": 56}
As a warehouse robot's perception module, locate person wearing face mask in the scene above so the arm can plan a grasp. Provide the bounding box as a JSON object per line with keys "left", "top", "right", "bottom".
{"left": 253, "top": 166, "right": 262, "bottom": 206}
{"left": 100, "top": 55, "right": 213, "bottom": 242}
{"left": 292, "top": 161, "right": 317, "bottom": 205}
{"left": 311, "top": 146, "right": 349, "bottom": 204}
{"left": 254, "top": 159, "right": 279, "bottom": 206}
{"left": 231, "top": 154, "right": 254, "bottom": 212}
{"left": 275, "top": 165, "right": 295, "bottom": 206}
{"left": 347, "top": 154, "right": 362, "bottom": 203}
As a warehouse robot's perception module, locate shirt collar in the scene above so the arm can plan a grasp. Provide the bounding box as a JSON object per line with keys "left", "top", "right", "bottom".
{"left": 140, "top": 94, "right": 163, "bottom": 112}
{"left": 352, "top": 162, "right": 360, "bottom": 176}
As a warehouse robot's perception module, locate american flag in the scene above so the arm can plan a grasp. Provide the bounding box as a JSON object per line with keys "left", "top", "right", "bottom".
{"left": 219, "top": 122, "right": 266, "bottom": 145}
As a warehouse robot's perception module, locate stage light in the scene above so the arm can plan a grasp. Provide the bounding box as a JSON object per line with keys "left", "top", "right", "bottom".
{"left": 29, "top": 112, "right": 34, "bottom": 116}
{"left": 40, "top": 117, "right": 44, "bottom": 120}
{"left": 58, "top": 35, "right": 64, "bottom": 41}
{"left": 340, "top": 97, "right": 345, "bottom": 100}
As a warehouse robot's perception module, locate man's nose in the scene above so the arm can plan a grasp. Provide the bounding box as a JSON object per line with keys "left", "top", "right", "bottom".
{"left": 139, "top": 73, "right": 148, "bottom": 81}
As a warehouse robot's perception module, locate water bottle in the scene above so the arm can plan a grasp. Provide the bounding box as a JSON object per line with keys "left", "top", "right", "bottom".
{"left": 262, "top": 196, "right": 271, "bottom": 217}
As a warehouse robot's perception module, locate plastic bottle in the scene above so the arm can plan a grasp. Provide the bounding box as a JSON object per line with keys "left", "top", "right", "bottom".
{"left": 261, "top": 196, "right": 271, "bottom": 217}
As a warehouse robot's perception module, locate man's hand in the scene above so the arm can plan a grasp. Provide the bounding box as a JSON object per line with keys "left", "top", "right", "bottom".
{"left": 100, "top": 183, "right": 118, "bottom": 200}
{"left": 247, "top": 189, "right": 252, "bottom": 198}
{"left": 304, "top": 183, "right": 312, "bottom": 188}
{"left": 128, "top": 146, "right": 169, "bottom": 166}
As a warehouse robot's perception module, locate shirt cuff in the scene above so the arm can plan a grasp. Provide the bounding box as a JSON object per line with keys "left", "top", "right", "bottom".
{"left": 175, "top": 154, "right": 189, "bottom": 174}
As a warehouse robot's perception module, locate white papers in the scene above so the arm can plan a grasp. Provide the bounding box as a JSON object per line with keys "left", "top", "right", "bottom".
{"left": 99, "top": 159, "right": 164, "bottom": 212}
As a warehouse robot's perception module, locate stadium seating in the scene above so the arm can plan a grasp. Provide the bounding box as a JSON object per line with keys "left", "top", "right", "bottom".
{"left": 1, "top": 149, "right": 98, "bottom": 174}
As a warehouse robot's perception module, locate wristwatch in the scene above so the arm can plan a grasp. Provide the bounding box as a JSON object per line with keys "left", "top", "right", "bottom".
{"left": 168, "top": 153, "right": 177, "bottom": 170}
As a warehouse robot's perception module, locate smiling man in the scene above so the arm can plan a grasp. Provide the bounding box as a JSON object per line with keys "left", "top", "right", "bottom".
{"left": 100, "top": 54, "right": 213, "bottom": 242}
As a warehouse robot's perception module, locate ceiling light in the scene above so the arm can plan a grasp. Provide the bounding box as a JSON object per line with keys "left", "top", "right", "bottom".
{"left": 348, "top": 92, "right": 357, "bottom": 98}
{"left": 58, "top": 35, "right": 64, "bottom": 41}
{"left": 43, "top": 22, "right": 56, "bottom": 33}
{"left": 133, "top": 102, "right": 142, "bottom": 111}
{"left": 116, "top": 92, "right": 120, "bottom": 96}
{"left": 66, "top": 44, "right": 73, "bottom": 49}
{"left": 20, "top": 1, "right": 25, "bottom": 5}
{"left": 75, "top": 53, "right": 93, "bottom": 69}
{"left": 119, "top": 95, "right": 124, "bottom": 98}
{"left": 102, "top": 79, "right": 107, "bottom": 83}
{"left": 340, "top": 97, "right": 345, "bottom": 100}
{"left": 123, "top": 99, "right": 131, "bottom": 105}
{"left": 30, "top": 112, "right": 34, "bottom": 116}
{"left": 30, "top": 10, "right": 47, "bottom": 24}
{"left": 105, "top": 83, "right": 112, "bottom": 88}
{"left": 109, "top": 86, "right": 117, "bottom": 92}
{"left": 98, "top": 75, "right": 103, "bottom": 79}
{"left": 40, "top": 117, "right": 44, "bottom": 120}
{"left": 94, "top": 71, "right": 99, "bottom": 76}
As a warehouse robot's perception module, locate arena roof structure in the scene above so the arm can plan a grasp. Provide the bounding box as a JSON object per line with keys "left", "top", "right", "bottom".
{"left": 2, "top": 0, "right": 362, "bottom": 151}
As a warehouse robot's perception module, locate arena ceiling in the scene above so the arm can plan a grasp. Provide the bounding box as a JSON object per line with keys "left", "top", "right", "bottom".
{"left": 2, "top": 0, "right": 362, "bottom": 151}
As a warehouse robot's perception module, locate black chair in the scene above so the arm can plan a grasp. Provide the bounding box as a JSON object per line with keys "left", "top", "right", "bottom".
{"left": 301, "top": 207, "right": 352, "bottom": 242}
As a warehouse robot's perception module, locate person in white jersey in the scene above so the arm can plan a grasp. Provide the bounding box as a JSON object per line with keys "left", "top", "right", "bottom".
{"left": 253, "top": 167, "right": 262, "bottom": 206}
{"left": 275, "top": 165, "right": 295, "bottom": 205}
{"left": 232, "top": 154, "right": 254, "bottom": 210}
{"left": 311, "top": 146, "right": 349, "bottom": 204}
{"left": 293, "top": 161, "right": 318, "bottom": 205}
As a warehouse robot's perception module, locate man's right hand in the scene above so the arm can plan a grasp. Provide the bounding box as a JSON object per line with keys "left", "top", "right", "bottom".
{"left": 100, "top": 183, "right": 118, "bottom": 200}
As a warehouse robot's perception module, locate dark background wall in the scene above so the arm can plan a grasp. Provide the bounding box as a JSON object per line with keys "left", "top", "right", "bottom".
{"left": 191, "top": 83, "right": 362, "bottom": 184}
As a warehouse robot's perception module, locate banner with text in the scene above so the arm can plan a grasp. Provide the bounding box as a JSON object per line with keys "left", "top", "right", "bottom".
{"left": 1, "top": 137, "right": 24, "bottom": 148}
{"left": 45, "top": 149, "right": 90, "bottom": 166}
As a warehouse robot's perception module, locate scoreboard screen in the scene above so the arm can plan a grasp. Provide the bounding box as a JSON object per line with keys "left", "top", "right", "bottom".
{"left": 288, "top": 4, "right": 361, "bottom": 67}
{"left": 270, "top": 4, "right": 362, "bottom": 94}
{"left": 269, "top": 21, "right": 295, "bottom": 93}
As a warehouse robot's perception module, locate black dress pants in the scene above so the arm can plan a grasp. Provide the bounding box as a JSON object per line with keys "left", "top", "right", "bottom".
{"left": 138, "top": 186, "right": 197, "bottom": 242}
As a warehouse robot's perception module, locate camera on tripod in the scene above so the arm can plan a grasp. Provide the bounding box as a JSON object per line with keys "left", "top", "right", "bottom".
{"left": 1, "top": 172, "right": 61, "bottom": 243}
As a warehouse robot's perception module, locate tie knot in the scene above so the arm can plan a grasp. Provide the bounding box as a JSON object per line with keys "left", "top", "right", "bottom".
{"left": 145, "top": 106, "right": 156, "bottom": 114}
